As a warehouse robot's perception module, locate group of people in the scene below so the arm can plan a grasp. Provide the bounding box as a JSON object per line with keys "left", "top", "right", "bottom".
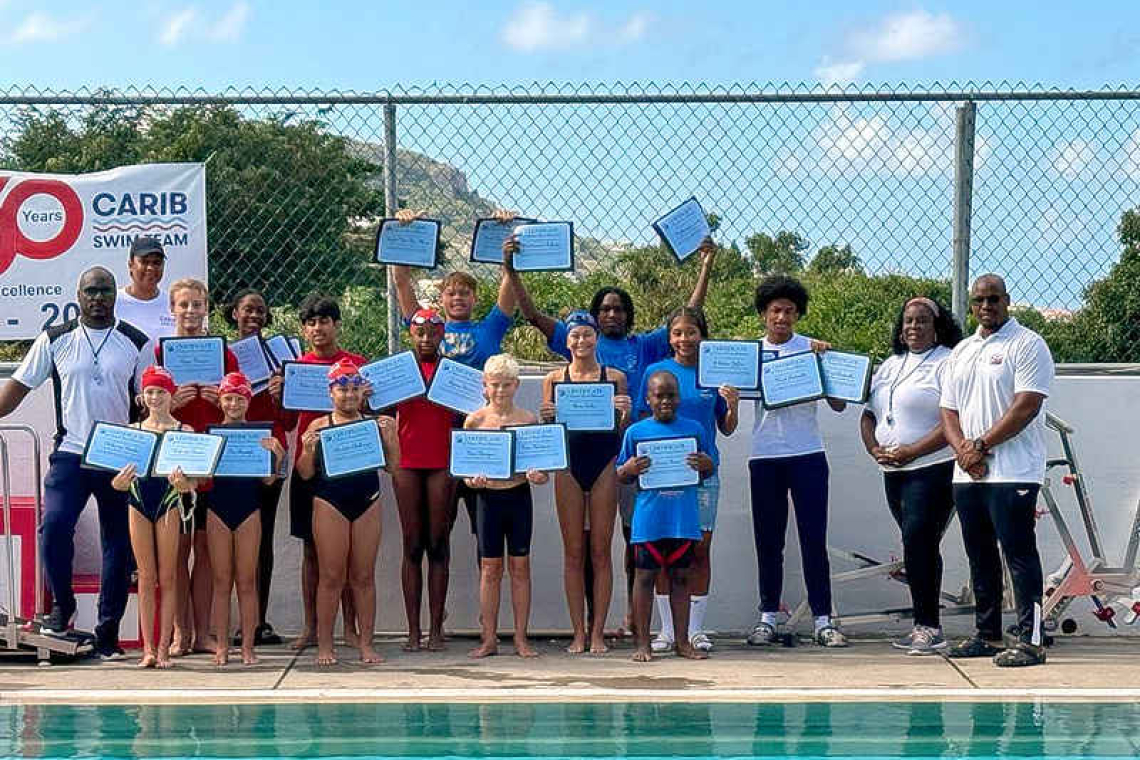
{"left": 0, "top": 215, "right": 1057, "bottom": 669}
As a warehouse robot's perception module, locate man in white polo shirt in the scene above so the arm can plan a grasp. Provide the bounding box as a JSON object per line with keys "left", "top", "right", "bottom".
{"left": 0, "top": 267, "right": 150, "bottom": 660}
{"left": 114, "top": 236, "right": 176, "bottom": 340}
{"left": 940, "top": 273, "right": 1054, "bottom": 667}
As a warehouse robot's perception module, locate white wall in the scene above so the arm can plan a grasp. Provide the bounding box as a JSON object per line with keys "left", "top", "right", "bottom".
{"left": 3, "top": 369, "right": 1138, "bottom": 636}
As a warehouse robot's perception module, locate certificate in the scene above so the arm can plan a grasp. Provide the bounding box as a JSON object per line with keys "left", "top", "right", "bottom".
{"left": 360, "top": 351, "right": 426, "bottom": 411}
{"left": 449, "top": 430, "right": 514, "bottom": 480}
{"left": 209, "top": 424, "right": 273, "bottom": 478}
{"left": 159, "top": 336, "right": 226, "bottom": 385}
{"left": 425, "top": 358, "right": 485, "bottom": 415}
{"left": 554, "top": 382, "right": 615, "bottom": 431}
{"left": 509, "top": 423, "right": 569, "bottom": 473}
{"left": 760, "top": 351, "right": 825, "bottom": 410}
{"left": 697, "top": 340, "right": 760, "bottom": 396}
{"left": 374, "top": 218, "right": 441, "bottom": 268}
{"left": 263, "top": 334, "right": 299, "bottom": 370}
{"left": 81, "top": 422, "right": 159, "bottom": 475}
{"left": 319, "top": 419, "right": 385, "bottom": 479}
{"left": 635, "top": 436, "right": 700, "bottom": 490}
{"left": 652, "top": 197, "right": 710, "bottom": 263}
{"left": 469, "top": 216, "right": 537, "bottom": 264}
{"left": 289, "top": 337, "right": 303, "bottom": 357}
{"left": 820, "top": 350, "right": 873, "bottom": 403}
{"left": 229, "top": 335, "right": 273, "bottom": 387}
{"left": 152, "top": 430, "right": 226, "bottom": 478}
{"left": 512, "top": 222, "right": 574, "bottom": 272}
{"left": 280, "top": 361, "right": 334, "bottom": 412}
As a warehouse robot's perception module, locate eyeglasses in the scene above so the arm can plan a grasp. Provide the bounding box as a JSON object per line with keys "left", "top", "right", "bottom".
{"left": 80, "top": 286, "right": 115, "bottom": 298}
{"left": 330, "top": 376, "right": 365, "bottom": 388}
{"left": 970, "top": 294, "right": 1005, "bottom": 305}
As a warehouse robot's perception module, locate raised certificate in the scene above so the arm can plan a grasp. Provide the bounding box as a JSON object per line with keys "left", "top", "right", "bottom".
{"left": 509, "top": 423, "right": 569, "bottom": 473}
{"left": 635, "top": 436, "right": 700, "bottom": 490}
{"left": 280, "top": 361, "right": 334, "bottom": 412}
{"left": 208, "top": 424, "right": 274, "bottom": 478}
{"left": 263, "top": 334, "right": 299, "bottom": 370}
{"left": 760, "top": 351, "right": 825, "bottom": 410}
{"left": 159, "top": 336, "right": 226, "bottom": 385}
{"left": 425, "top": 358, "right": 485, "bottom": 415}
{"left": 449, "top": 429, "right": 515, "bottom": 480}
{"left": 374, "top": 218, "right": 441, "bottom": 269}
{"left": 229, "top": 335, "right": 273, "bottom": 388}
{"left": 554, "top": 382, "right": 615, "bottom": 431}
{"left": 319, "top": 419, "right": 385, "bottom": 479}
{"left": 152, "top": 430, "right": 226, "bottom": 478}
{"left": 697, "top": 340, "right": 760, "bottom": 396}
{"left": 81, "top": 422, "right": 159, "bottom": 474}
{"left": 469, "top": 216, "right": 537, "bottom": 264}
{"left": 360, "top": 351, "right": 426, "bottom": 411}
{"left": 820, "top": 350, "right": 873, "bottom": 403}
{"left": 512, "top": 221, "right": 574, "bottom": 272}
{"left": 652, "top": 197, "right": 710, "bottom": 263}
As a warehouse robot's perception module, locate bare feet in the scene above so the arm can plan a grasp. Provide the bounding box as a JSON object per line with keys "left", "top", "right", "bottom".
{"left": 514, "top": 637, "right": 539, "bottom": 658}
{"left": 589, "top": 635, "right": 609, "bottom": 654}
{"left": 344, "top": 628, "right": 360, "bottom": 649}
{"left": 402, "top": 633, "right": 422, "bottom": 652}
{"left": 170, "top": 630, "right": 189, "bottom": 657}
{"left": 138, "top": 651, "right": 157, "bottom": 669}
{"left": 156, "top": 653, "right": 174, "bottom": 669}
{"left": 675, "top": 642, "right": 708, "bottom": 660}
{"left": 469, "top": 640, "right": 498, "bottom": 659}
{"left": 193, "top": 635, "right": 218, "bottom": 655}
{"left": 316, "top": 647, "right": 338, "bottom": 666}
{"left": 290, "top": 630, "right": 316, "bottom": 650}
{"left": 632, "top": 647, "right": 652, "bottom": 662}
{"left": 360, "top": 646, "right": 384, "bottom": 664}
{"left": 425, "top": 633, "right": 446, "bottom": 652}
{"left": 565, "top": 634, "right": 587, "bottom": 654}
{"left": 241, "top": 648, "right": 258, "bottom": 666}
{"left": 213, "top": 649, "right": 228, "bottom": 667}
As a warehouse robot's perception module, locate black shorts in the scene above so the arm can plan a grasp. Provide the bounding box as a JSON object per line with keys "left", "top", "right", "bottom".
{"left": 288, "top": 469, "right": 313, "bottom": 542}
{"left": 181, "top": 489, "right": 208, "bottom": 534}
{"left": 475, "top": 483, "right": 533, "bottom": 559}
{"left": 634, "top": 538, "right": 695, "bottom": 571}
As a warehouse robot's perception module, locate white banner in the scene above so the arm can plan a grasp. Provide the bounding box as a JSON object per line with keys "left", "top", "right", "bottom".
{"left": 0, "top": 163, "right": 207, "bottom": 340}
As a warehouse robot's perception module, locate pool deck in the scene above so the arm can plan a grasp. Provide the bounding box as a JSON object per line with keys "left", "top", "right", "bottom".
{"left": 3, "top": 635, "right": 1140, "bottom": 704}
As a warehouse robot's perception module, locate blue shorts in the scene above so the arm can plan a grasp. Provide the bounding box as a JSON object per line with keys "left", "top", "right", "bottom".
{"left": 697, "top": 474, "right": 720, "bottom": 532}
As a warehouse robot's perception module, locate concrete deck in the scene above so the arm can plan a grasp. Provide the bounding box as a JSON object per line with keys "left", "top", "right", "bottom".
{"left": 3, "top": 636, "right": 1140, "bottom": 704}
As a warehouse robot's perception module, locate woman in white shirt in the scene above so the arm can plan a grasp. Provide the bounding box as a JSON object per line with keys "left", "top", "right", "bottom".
{"left": 860, "top": 297, "right": 963, "bottom": 655}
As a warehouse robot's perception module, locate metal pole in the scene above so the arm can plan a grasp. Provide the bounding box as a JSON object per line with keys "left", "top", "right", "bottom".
{"left": 951, "top": 101, "right": 977, "bottom": 324}
{"left": 383, "top": 103, "right": 400, "bottom": 355}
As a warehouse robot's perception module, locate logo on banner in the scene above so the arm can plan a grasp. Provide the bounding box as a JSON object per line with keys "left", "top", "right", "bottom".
{"left": 90, "top": 189, "right": 190, "bottom": 250}
{"left": 0, "top": 177, "right": 83, "bottom": 275}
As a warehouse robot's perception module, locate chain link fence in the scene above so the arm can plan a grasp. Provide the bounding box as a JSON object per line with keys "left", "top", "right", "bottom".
{"left": 2, "top": 84, "right": 1139, "bottom": 363}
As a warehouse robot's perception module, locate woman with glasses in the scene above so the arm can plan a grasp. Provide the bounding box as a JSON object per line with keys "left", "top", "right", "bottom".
{"left": 296, "top": 360, "right": 400, "bottom": 666}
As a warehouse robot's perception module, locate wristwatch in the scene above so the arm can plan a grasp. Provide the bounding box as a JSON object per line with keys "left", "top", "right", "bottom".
{"left": 972, "top": 437, "right": 988, "bottom": 453}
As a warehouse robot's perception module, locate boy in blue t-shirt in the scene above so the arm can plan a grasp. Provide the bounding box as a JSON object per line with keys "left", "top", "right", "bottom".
{"left": 617, "top": 370, "right": 715, "bottom": 662}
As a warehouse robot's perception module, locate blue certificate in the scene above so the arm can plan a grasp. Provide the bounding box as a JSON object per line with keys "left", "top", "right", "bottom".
{"left": 760, "top": 351, "right": 825, "bottom": 410}
{"left": 697, "top": 340, "right": 760, "bottom": 395}
{"left": 152, "top": 430, "right": 226, "bottom": 478}
{"left": 469, "top": 216, "right": 537, "bottom": 264}
{"left": 652, "top": 197, "right": 710, "bottom": 263}
{"left": 512, "top": 222, "right": 574, "bottom": 272}
{"left": 360, "top": 351, "right": 426, "bottom": 411}
{"left": 374, "top": 218, "right": 441, "bottom": 268}
{"left": 229, "top": 335, "right": 273, "bottom": 387}
{"left": 82, "top": 422, "right": 159, "bottom": 475}
{"left": 263, "top": 334, "right": 299, "bottom": 370}
{"left": 449, "top": 429, "right": 514, "bottom": 480}
{"left": 820, "top": 350, "right": 873, "bottom": 403}
{"left": 159, "top": 336, "right": 226, "bottom": 385}
{"left": 319, "top": 419, "right": 385, "bottom": 479}
{"left": 425, "top": 358, "right": 485, "bottom": 415}
{"left": 280, "top": 361, "right": 334, "bottom": 412}
{"left": 209, "top": 424, "right": 273, "bottom": 478}
{"left": 635, "top": 436, "right": 700, "bottom": 490}
{"left": 555, "top": 382, "right": 615, "bottom": 431}
{"left": 509, "top": 423, "right": 569, "bottom": 473}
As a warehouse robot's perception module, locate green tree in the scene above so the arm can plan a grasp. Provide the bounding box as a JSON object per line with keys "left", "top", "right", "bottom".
{"left": 1063, "top": 207, "right": 1140, "bottom": 362}
{"left": 808, "top": 243, "right": 862, "bottom": 274}
{"left": 745, "top": 231, "right": 807, "bottom": 274}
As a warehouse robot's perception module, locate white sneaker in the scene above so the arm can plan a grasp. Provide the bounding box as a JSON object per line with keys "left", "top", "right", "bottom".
{"left": 690, "top": 632, "right": 713, "bottom": 652}
{"left": 650, "top": 632, "right": 674, "bottom": 652}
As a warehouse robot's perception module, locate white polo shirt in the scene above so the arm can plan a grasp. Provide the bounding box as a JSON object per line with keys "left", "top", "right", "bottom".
{"left": 115, "top": 287, "right": 176, "bottom": 341}
{"left": 939, "top": 318, "right": 1054, "bottom": 484}
{"left": 12, "top": 319, "right": 150, "bottom": 455}
{"left": 750, "top": 333, "right": 826, "bottom": 460}
{"left": 866, "top": 345, "right": 955, "bottom": 472}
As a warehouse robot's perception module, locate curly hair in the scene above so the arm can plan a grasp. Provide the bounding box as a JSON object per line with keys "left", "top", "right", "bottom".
{"left": 589, "top": 286, "right": 635, "bottom": 329}
{"left": 298, "top": 293, "right": 341, "bottom": 323}
{"left": 753, "top": 275, "right": 809, "bottom": 316}
{"left": 889, "top": 297, "right": 963, "bottom": 354}
{"left": 224, "top": 288, "right": 274, "bottom": 329}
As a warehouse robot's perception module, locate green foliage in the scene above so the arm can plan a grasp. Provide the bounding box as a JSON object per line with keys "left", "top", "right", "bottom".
{"left": 745, "top": 230, "right": 808, "bottom": 275}
{"left": 808, "top": 244, "right": 863, "bottom": 274}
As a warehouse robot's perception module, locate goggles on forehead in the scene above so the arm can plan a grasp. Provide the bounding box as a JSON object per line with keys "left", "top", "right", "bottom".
{"left": 410, "top": 312, "right": 445, "bottom": 327}
{"left": 330, "top": 375, "right": 366, "bottom": 388}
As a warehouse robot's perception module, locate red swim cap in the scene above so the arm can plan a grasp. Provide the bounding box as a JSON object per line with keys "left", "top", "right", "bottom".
{"left": 326, "top": 359, "right": 362, "bottom": 384}
{"left": 141, "top": 365, "right": 177, "bottom": 395}
{"left": 409, "top": 308, "right": 445, "bottom": 335}
{"left": 218, "top": 371, "right": 253, "bottom": 400}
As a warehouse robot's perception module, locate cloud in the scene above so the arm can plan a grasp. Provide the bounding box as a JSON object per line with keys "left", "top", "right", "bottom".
{"left": 850, "top": 9, "right": 963, "bottom": 63}
{"left": 9, "top": 11, "right": 87, "bottom": 43}
{"left": 159, "top": 7, "right": 197, "bottom": 46}
{"left": 501, "top": 2, "right": 650, "bottom": 52}
{"left": 814, "top": 58, "right": 864, "bottom": 86}
{"left": 1052, "top": 140, "right": 1095, "bottom": 181}
{"left": 208, "top": 1, "right": 250, "bottom": 42}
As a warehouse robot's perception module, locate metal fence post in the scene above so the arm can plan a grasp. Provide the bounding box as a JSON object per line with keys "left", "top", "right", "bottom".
{"left": 383, "top": 103, "right": 400, "bottom": 355}
{"left": 952, "top": 101, "right": 977, "bottom": 324}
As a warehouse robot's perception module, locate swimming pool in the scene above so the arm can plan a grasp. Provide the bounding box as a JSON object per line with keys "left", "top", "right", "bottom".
{"left": 2, "top": 702, "right": 1138, "bottom": 758}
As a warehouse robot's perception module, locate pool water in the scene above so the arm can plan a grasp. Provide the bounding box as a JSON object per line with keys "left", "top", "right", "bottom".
{"left": 2, "top": 702, "right": 1138, "bottom": 758}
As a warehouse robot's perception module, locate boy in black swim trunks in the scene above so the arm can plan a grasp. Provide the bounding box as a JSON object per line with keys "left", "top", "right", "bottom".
{"left": 617, "top": 371, "right": 715, "bottom": 662}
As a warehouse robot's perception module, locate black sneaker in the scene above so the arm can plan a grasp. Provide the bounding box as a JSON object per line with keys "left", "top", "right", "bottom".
{"left": 948, "top": 635, "right": 1003, "bottom": 659}
{"left": 41, "top": 604, "right": 75, "bottom": 636}
{"left": 994, "top": 642, "right": 1047, "bottom": 668}
{"left": 255, "top": 623, "right": 283, "bottom": 646}
{"left": 96, "top": 642, "right": 128, "bottom": 661}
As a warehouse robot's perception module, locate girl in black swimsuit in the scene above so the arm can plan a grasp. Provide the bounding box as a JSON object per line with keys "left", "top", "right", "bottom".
{"left": 296, "top": 360, "right": 400, "bottom": 666}
{"left": 111, "top": 366, "right": 196, "bottom": 670}
{"left": 539, "top": 311, "right": 632, "bottom": 654}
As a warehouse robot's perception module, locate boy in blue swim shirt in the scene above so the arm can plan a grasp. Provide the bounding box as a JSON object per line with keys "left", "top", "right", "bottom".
{"left": 617, "top": 370, "right": 715, "bottom": 662}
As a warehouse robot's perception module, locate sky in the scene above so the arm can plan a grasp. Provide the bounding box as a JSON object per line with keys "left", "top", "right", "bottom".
{"left": 0, "top": 1, "right": 1137, "bottom": 91}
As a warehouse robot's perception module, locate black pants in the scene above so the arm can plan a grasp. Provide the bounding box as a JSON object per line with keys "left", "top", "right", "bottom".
{"left": 748, "top": 452, "right": 832, "bottom": 617}
{"left": 883, "top": 461, "right": 956, "bottom": 628}
{"left": 954, "top": 482, "right": 1044, "bottom": 645}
